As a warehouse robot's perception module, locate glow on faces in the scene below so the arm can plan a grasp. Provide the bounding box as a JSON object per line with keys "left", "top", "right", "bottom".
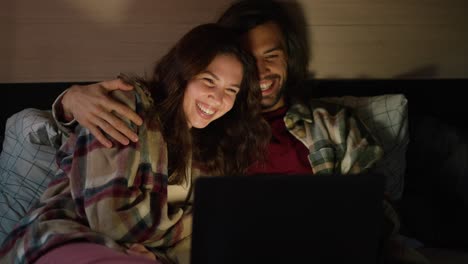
{"left": 243, "top": 22, "right": 288, "bottom": 112}
{"left": 183, "top": 54, "right": 243, "bottom": 129}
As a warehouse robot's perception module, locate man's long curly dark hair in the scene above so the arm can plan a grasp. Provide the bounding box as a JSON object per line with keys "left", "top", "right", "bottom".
{"left": 217, "top": 0, "right": 309, "bottom": 99}
{"left": 133, "top": 23, "right": 270, "bottom": 184}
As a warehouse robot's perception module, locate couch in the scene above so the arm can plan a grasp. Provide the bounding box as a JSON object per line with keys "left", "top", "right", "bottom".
{"left": 1, "top": 79, "right": 467, "bottom": 261}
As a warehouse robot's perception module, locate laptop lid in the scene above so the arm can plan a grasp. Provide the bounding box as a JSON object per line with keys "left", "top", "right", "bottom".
{"left": 190, "top": 173, "right": 384, "bottom": 264}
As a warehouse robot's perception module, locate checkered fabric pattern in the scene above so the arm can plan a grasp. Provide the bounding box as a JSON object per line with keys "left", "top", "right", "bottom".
{"left": 319, "top": 94, "right": 409, "bottom": 200}
{"left": 0, "top": 109, "right": 65, "bottom": 243}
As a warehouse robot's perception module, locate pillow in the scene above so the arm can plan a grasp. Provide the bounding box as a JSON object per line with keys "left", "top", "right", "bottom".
{"left": 0, "top": 109, "right": 63, "bottom": 243}
{"left": 319, "top": 94, "right": 409, "bottom": 200}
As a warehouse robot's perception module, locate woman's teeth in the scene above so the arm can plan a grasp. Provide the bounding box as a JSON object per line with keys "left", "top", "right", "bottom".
{"left": 197, "top": 103, "right": 215, "bottom": 115}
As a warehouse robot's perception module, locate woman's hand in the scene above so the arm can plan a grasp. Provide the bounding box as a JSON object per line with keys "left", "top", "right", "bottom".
{"left": 61, "top": 78, "right": 143, "bottom": 147}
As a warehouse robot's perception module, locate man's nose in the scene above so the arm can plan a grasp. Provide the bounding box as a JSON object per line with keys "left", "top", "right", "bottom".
{"left": 256, "top": 60, "right": 270, "bottom": 78}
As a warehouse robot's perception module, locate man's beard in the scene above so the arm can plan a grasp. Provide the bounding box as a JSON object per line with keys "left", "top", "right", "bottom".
{"left": 261, "top": 81, "right": 286, "bottom": 111}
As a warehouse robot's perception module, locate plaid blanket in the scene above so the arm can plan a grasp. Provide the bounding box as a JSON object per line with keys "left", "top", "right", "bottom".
{"left": 0, "top": 87, "right": 199, "bottom": 263}
{"left": 285, "top": 99, "right": 384, "bottom": 174}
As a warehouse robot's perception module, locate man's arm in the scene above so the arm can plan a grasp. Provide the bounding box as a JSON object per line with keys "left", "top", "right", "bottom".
{"left": 285, "top": 101, "right": 383, "bottom": 174}
{"left": 55, "top": 78, "right": 143, "bottom": 148}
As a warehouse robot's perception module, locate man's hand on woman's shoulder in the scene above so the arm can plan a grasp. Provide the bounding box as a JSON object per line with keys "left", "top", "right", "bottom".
{"left": 62, "top": 78, "right": 143, "bottom": 148}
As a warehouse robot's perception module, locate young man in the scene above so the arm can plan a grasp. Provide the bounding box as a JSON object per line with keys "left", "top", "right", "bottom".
{"left": 39, "top": 0, "right": 428, "bottom": 262}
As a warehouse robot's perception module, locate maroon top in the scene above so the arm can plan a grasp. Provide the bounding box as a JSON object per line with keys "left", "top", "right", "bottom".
{"left": 247, "top": 105, "right": 312, "bottom": 175}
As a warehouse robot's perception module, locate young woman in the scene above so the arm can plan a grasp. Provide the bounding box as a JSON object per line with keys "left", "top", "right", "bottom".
{"left": 0, "top": 23, "right": 269, "bottom": 264}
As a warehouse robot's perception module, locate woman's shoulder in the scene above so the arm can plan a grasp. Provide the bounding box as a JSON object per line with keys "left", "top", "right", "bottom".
{"left": 109, "top": 78, "right": 154, "bottom": 114}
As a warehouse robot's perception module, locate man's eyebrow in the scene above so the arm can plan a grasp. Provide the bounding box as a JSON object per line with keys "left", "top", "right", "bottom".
{"left": 263, "top": 46, "right": 283, "bottom": 54}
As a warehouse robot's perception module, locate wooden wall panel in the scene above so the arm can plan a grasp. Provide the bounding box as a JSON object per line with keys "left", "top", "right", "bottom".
{"left": 301, "top": 0, "right": 468, "bottom": 78}
{"left": 309, "top": 25, "right": 467, "bottom": 78}
{"left": 0, "top": 0, "right": 467, "bottom": 82}
{"left": 0, "top": 0, "right": 233, "bottom": 82}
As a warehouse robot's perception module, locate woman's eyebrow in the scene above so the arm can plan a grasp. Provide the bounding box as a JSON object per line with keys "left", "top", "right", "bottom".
{"left": 202, "top": 71, "right": 219, "bottom": 81}
{"left": 203, "top": 70, "right": 240, "bottom": 88}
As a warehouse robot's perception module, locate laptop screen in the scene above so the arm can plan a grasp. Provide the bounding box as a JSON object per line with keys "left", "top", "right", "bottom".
{"left": 190, "top": 173, "right": 384, "bottom": 264}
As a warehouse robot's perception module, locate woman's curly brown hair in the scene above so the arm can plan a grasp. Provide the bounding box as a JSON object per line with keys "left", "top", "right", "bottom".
{"left": 125, "top": 23, "right": 270, "bottom": 184}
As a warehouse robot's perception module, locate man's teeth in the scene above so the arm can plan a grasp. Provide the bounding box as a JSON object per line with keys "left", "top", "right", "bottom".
{"left": 197, "top": 103, "right": 215, "bottom": 115}
{"left": 260, "top": 82, "right": 272, "bottom": 91}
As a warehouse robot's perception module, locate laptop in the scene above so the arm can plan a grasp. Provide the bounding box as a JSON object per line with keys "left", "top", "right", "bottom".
{"left": 190, "top": 173, "right": 384, "bottom": 264}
